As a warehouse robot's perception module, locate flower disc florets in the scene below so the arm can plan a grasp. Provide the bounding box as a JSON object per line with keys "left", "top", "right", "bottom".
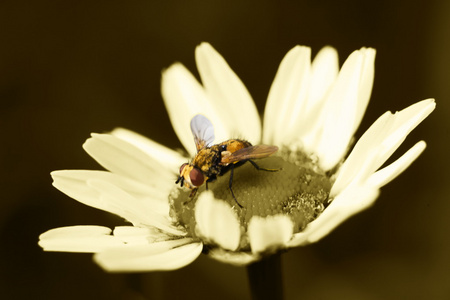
{"left": 169, "top": 149, "right": 332, "bottom": 251}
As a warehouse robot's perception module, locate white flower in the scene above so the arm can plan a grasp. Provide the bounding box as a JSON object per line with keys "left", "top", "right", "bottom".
{"left": 39, "top": 43, "right": 435, "bottom": 271}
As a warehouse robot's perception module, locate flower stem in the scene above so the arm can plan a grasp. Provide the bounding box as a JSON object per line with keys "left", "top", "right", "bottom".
{"left": 247, "top": 253, "right": 284, "bottom": 300}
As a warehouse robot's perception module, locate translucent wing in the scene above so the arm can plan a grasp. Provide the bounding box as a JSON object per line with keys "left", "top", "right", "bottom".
{"left": 190, "top": 114, "right": 215, "bottom": 151}
{"left": 221, "top": 145, "right": 278, "bottom": 164}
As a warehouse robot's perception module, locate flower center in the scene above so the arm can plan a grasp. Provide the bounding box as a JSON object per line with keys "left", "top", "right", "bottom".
{"left": 169, "top": 149, "right": 332, "bottom": 246}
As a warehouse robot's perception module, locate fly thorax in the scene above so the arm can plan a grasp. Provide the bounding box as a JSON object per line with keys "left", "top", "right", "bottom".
{"left": 193, "top": 147, "right": 221, "bottom": 175}
{"left": 169, "top": 147, "right": 333, "bottom": 251}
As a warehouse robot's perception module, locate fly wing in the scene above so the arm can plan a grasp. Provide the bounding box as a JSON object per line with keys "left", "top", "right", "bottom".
{"left": 190, "top": 114, "right": 215, "bottom": 151}
{"left": 221, "top": 145, "right": 278, "bottom": 164}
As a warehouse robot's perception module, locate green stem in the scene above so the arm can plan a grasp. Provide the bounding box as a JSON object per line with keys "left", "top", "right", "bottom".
{"left": 246, "top": 253, "right": 284, "bottom": 300}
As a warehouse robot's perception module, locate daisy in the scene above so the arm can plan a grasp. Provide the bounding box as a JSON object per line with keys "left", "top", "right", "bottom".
{"left": 39, "top": 43, "right": 435, "bottom": 272}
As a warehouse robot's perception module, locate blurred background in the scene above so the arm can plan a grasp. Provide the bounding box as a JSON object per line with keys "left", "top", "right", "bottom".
{"left": 0, "top": 0, "right": 447, "bottom": 299}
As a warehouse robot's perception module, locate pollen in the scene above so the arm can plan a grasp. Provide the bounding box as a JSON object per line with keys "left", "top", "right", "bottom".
{"left": 169, "top": 149, "right": 333, "bottom": 246}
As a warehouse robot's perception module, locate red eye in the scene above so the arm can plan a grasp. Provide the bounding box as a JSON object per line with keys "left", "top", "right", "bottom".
{"left": 189, "top": 168, "right": 204, "bottom": 187}
{"left": 179, "top": 163, "right": 188, "bottom": 174}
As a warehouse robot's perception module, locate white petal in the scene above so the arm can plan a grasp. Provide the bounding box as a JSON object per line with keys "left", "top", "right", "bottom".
{"left": 373, "top": 99, "right": 435, "bottom": 170}
{"left": 194, "top": 191, "right": 241, "bottom": 251}
{"left": 52, "top": 170, "right": 119, "bottom": 214}
{"left": 308, "top": 46, "right": 339, "bottom": 110}
{"left": 196, "top": 43, "right": 261, "bottom": 144}
{"left": 263, "top": 46, "right": 311, "bottom": 145}
{"left": 86, "top": 179, "right": 185, "bottom": 236}
{"left": 331, "top": 99, "right": 435, "bottom": 195}
{"left": 207, "top": 248, "right": 260, "bottom": 266}
{"left": 296, "top": 47, "right": 339, "bottom": 150}
{"left": 94, "top": 239, "right": 202, "bottom": 272}
{"left": 292, "top": 48, "right": 368, "bottom": 151}
{"left": 51, "top": 170, "right": 170, "bottom": 217}
{"left": 330, "top": 111, "right": 394, "bottom": 195}
{"left": 110, "top": 128, "right": 186, "bottom": 172}
{"left": 39, "top": 225, "right": 124, "bottom": 253}
{"left": 113, "top": 226, "right": 170, "bottom": 245}
{"left": 353, "top": 48, "right": 376, "bottom": 134}
{"left": 51, "top": 171, "right": 185, "bottom": 236}
{"left": 288, "top": 185, "right": 379, "bottom": 247}
{"left": 367, "top": 140, "right": 426, "bottom": 188}
{"left": 314, "top": 49, "right": 365, "bottom": 171}
{"left": 161, "top": 63, "right": 230, "bottom": 156}
{"left": 83, "top": 133, "right": 174, "bottom": 186}
{"left": 248, "top": 215, "right": 294, "bottom": 254}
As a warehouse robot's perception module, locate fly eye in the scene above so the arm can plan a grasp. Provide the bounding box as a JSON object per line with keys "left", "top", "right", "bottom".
{"left": 189, "top": 168, "right": 204, "bottom": 187}
{"left": 179, "top": 163, "right": 188, "bottom": 174}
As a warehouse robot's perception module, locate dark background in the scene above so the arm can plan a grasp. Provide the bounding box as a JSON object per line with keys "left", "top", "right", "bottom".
{"left": 0, "top": 1, "right": 448, "bottom": 299}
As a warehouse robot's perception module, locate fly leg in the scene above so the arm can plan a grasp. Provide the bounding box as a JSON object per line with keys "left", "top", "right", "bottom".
{"left": 229, "top": 164, "right": 243, "bottom": 208}
{"left": 189, "top": 187, "right": 198, "bottom": 198}
{"left": 182, "top": 187, "right": 198, "bottom": 206}
{"left": 248, "top": 159, "right": 280, "bottom": 172}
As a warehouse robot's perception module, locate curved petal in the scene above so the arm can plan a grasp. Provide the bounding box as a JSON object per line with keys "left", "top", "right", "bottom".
{"left": 288, "top": 185, "right": 379, "bottom": 247}
{"left": 94, "top": 239, "right": 202, "bottom": 272}
{"left": 313, "top": 49, "right": 366, "bottom": 171}
{"left": 196, "top": 43, "right": 261, "bottom": 144}
{"left": 353, "top": 48, "right": 376, "bottom": 134}
{"left": 113, "top": 226, "right": 172, "bottom": 245}
{"left": 87, "top": 179, "right": 185, "bottom": 235}
{"left": 374, "top": 99, "right": 435, "bottom": 169}
{"left": 110, "top": 128, "right": 186, "bottom": 172}
{"left": 296, "top": 46, "right": 339, "bottom": 150}
{"left": 207, "top": 248, "right": 260, "bottom": 266}
{"left": 194, "top": 191, "right": 241, "bottom": 251}
{"left": 83, "top": 133, "right": 174, "bottom": 186}
{"left": 161, "top": 63, "right": 227, "bottom": 156}
{"left": 308, "top": 46, "right": 339, "bottom": 111}
{"left": 248, "top": 215, "right": 294, "bottom": 254}
{"left": 367, "top": 140, "right": 426, "bottom": 188}
{"left": 39, "top": 226, "right": 124, "bottom": 253}
{"left": 51, "top": 170, "right": 170, "bottom": 217}
{"left": 51, "top": 171, "right": 185, "bottom": 236}
{"left": 330, "top": 111, "right": 393, "bottom": 195}
{"left": 331, "top": 99, "right": 435, "bottom": 196}
{"left": 263, "top": 46, "right": 311, "bottom": 145}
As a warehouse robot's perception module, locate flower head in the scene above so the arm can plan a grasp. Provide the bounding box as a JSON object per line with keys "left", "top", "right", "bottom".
{"left": 39, "top": 43, "right": 435, "bottom": 271}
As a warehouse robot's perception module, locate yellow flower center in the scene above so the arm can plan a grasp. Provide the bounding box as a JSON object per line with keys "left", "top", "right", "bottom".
{"left": 169, "top": 149, "right": 332, "bottom": 247}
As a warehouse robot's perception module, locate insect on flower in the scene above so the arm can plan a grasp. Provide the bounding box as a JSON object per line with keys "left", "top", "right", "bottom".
{"left": 176, "top": 114, "right": 279, "bottom": 207}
